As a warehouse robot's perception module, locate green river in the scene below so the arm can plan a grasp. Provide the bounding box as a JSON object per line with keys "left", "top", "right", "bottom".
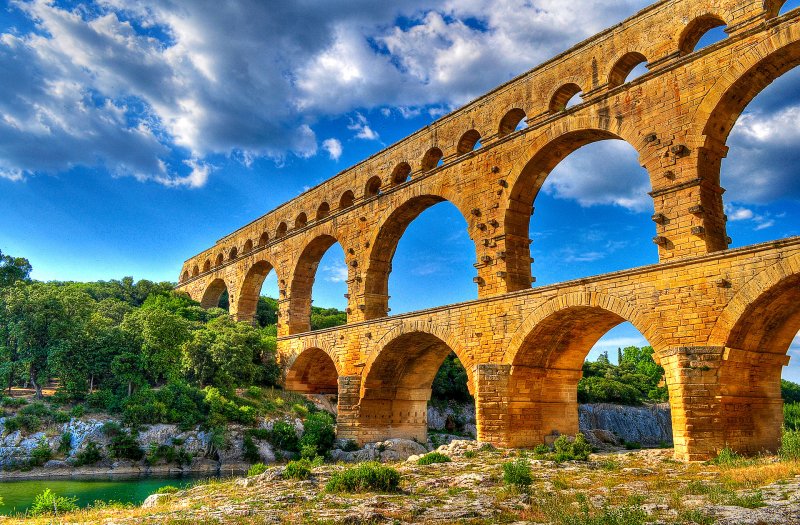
{"left": 0, "top": 476, "right": 204, "bottom": 516}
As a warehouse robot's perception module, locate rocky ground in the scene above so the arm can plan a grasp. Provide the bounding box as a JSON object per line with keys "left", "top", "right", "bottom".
{"left": 4, "top": 440, "right": 800, "bottom": 524}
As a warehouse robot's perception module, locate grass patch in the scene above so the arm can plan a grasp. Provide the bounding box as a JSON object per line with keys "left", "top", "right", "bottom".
{"left": 247, "top": 463, "right": 268, "bottom": 477}
{"left": 502, "top": 458, "right": 533, "bottom": 487}
{"left": 780, "top": 428, "right": 800, "bottom": 461}
{"left": 417, "top": 452, "right": 452, "bottom": 465}
{"left": 709, "top": 447, "right": 752, "bottom": 468}
{"left": 283, "top": 458, "right": 314, "bottom": 480}
{"left": 325, "top": 462, "right": 401, "bottom": 493}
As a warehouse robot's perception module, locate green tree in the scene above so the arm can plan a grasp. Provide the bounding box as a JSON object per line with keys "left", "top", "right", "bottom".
{"left": 0, "top": 249, "right": 32, "bottom": 288}
{"left": 122, "top": 307, "right": 190, "bottom": 385}
{"left": 182, "top": 316, "right": 276, "bottom": 388}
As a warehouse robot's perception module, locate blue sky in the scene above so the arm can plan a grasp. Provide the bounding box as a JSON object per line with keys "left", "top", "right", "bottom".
{"left": 1, "top": 0, "right": 799, "bottom": 380}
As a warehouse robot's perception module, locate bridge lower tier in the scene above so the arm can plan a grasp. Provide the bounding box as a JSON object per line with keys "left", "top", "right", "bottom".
{"left": 277, "top": 237, "right": 800, "bottom": 461}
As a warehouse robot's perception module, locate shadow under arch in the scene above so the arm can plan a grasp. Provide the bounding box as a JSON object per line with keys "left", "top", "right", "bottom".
{"left": 707, "top": 254, "right": 800, "bottom": 454}
{"left": 288, "top": 233, "right": 347, "bottom": 334}
{"left": 235, "top": 257, "right": 278, "bottom": 323}
{"left": 285, "top": 346, "right": 340, "bottom": 395}
{"left": 358, "top": 325, "right": 473, "bottom": 443}
{"left": 200, "top": 278, "right": 229, "bottom": 310}
{"left": 502, "top": 292, "right": 659, "bottom": 448}
{"left": 361, "top": 194, "right": 474, "bottom": 320}
{"left": 503, "top": 128, "right": 649, "bottom": 292}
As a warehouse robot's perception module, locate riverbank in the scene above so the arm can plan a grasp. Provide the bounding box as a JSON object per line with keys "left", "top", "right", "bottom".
{"left": 4, "top": 443, "right": 800, "bottom": 524}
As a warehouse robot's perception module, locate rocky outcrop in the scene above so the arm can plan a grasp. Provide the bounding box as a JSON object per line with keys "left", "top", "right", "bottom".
{"left": 0, "top": 415, "right": 302, "bottom": 479}
{"left": 330, "top": 438, "right": 428, "bottom": 463}
{"left": 579, "top": 403, "right": 672, "bottom": 447}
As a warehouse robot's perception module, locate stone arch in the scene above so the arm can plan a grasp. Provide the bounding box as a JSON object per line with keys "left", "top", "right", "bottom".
{"left": 285, "top": 345, "right": 341, "bottom": 395}
{"left": 192, "top": 265, "right": 200, "bottom": 277}
{"left": 215, "top": 253, "right": 224, "bottom": 267}
{"left": 361, "top": 193, "right": 474, "bottom": 319}
{"left": 258, "top": 232, "right": 269, "bottom": 247}
{"left": 503, "top": 125, "right": 649, "bottom": 292}
{"left": 243, "top": 239, "right": 254, "bottom": 253}
{"left": 608, "top": 51, "right": 648, "bottom": 87}
{"left": 707, "top": 253, "right": 800, "bottom": 454}
{"left": 498, "top": 108, "right": 527, "bottom": 137}
{"left": 456, "top": 129, "right": 481, "bottom": 155}
{"left": 390, "top": 162, "right": 412, "bottom": 186}
{"left": 505, "top": 291, "right": 661, "bottom": 365}
{"left": 229, "top": 247, "right": 238, "bottom": 261}
{"left": 502, "top": 291, "right": 659, "bottom": 447}
{"left": 203, "top": 259, "right": 211, "bottom": 272}
{"left": 276, "top": 222, "right": 288, "bottom": 239}
{"left": 316, "top": 202, "right": 330, "bottom": 220}
{"left": 200, "top": 277, "right": 229, "bottom": 309}
{"left": 765, "top": 0, "right": 787, "bottom": 18}
{"left": 295, "top": 212, "right": 308, "bottom": 229}
{"left": 287, "top": 231, "right": 347, "bottom": 334}
{"left": 358, "top": 321, "right": 473, "bottom": 443}
{"left": 549, "top": 83, "right": 583, "bottom": 113}
{"left": 678, "top": 13, "right": 727, "bottom": 55}
{"left": 708, "top": 253, "right": 800, "bottom": 349}
{"left": 235, "top": 256, "right": 279, "bottom": 323}
{"left": 420, "top": 147, "right": 443, "bottom": 172}
{"left": 181, "top": 270, "right": 189, "bottom": 282}
{"left": 339, "top": 189, "right": 355, "bottom": 209}
{"left": 364, "top": 175, "right": 382, "bottom": 198}
{"left": 698, "top": 27, "right": 800, "bottom": 153}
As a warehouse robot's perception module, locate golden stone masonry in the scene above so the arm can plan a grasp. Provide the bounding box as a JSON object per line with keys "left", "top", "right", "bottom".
{"left": 176, "top": 0, "right": 800, "bottom": 461}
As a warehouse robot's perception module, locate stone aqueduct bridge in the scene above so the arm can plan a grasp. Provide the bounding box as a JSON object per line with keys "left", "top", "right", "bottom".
{"left": 176, "top": 0, "right": 800, "bottom": 460}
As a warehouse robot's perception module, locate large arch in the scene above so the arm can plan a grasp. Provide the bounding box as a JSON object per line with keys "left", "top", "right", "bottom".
{"left": 358, "top": 325, "right": 472, "bottom": 443}
{"left": 288, "top": 233, "right": 347, "bottom": 334}
{"left": 285, "top": 346, "right": 340, "bottom": 395}
{"left": 235, "top": 257, "right": 277, "bottom": 323}
{"left": 361, "top": 194, "right": 473, "bottom": 320}
{"left": 503, "top": 292, "right": 658, "bottom": 447}
{"left": 503, "top": 128, "right": 650, "bottom": 292}
{"left": 708, "top": 255, "right": 800, "bottom": 454}
{"left": 696, "top": 26, "right": 800, "bottom": 180}
{"left": 200, "top": 278, "right": 229, "bottom": 310}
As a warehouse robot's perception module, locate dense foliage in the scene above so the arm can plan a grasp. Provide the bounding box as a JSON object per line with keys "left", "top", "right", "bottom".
{"left": 0, "top": 249, "right": 346, "bottom": 434}
{"left": 431, "top": 353, "right": 473, "bottom": 402}
{"left": 578, "top": 347, "right": 668, "bottom": 404}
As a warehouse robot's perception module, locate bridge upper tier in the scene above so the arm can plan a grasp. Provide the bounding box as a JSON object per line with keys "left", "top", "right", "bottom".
{"left": 176, "top": 0, "right": 800, "bottom": 333}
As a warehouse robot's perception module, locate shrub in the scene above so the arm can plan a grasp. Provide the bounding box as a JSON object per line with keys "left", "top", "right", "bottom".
{"left": 30, "top": 437, "right": 53, "bottom": 466}
{"left": 551, "top": 433, "right": 593, "bottom": 462}
{"left": 784, "top": 402, "right": 800, "bottom": 431}
{"left": 780, "top": 428, "right": 800, "bottom": 461}
{"left": 299, "top": 411, "right": 336, "bottom": 458}
{"left": 246, "top": 386, "right": 262, "bottom": 399}
{"left": 0, "top": 396, "right": 26, "bottom": 408}
{"left": 502, "top": 458, "right": 532, "bottom": 487}
{"left": 70, "top": 404, "right": 85, "bottom": 418}
{"left": 341, "top": 439, "right": 360, "bottom": 452}
{"left": 108, "top": 432, "right": 144, "bottom": 461}
{"left": 624, "top": 440, "right": 643, "bottom": 450}
{"left": 269, "top": 421, "right": 299, "bottom": 452}
{"left": 28, "top": 489, "right": 78, "bottom": 516}
{"left": 155, "top": 485, "right": 180, "bottom": 494}
{"left": 283, "top": 458, "right": 313, "bottom": 480}
{"left": 243, "top": 435, "right": 261, "bottom": 463}
{"left": 463, "top": 450, "right": 477, "bottom": 459}
{"left": 710, "top": 447, "right": 749, "bottom": 468}
{"left": 58, "top": 432, "right": 72, "bottom": 455}
{"left": 247, "top": 463, "right": 268, "bottom": 477}
{"left": 292, "top": 403, "right": 309, "bottom": 417}
{"left": 326, "top": 462, "right": 401, "bottom": 493}
{"left": 417, "top": 452, "right": 452, "bottom": 465}
{"left": 74, "top": 441, "right": 103, "bottom": 466}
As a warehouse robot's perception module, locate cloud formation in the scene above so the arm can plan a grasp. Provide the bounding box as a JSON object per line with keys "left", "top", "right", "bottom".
{"left": 0, "top": 0, "right": 653, "bottom": 186}
{"left": 1, "top": 0, "right": 799, "bottom": 204}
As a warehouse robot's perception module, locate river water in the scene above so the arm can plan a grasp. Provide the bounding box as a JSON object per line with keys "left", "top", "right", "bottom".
{"left": 0, "top": 476, "right": 204, "bottom": 516}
